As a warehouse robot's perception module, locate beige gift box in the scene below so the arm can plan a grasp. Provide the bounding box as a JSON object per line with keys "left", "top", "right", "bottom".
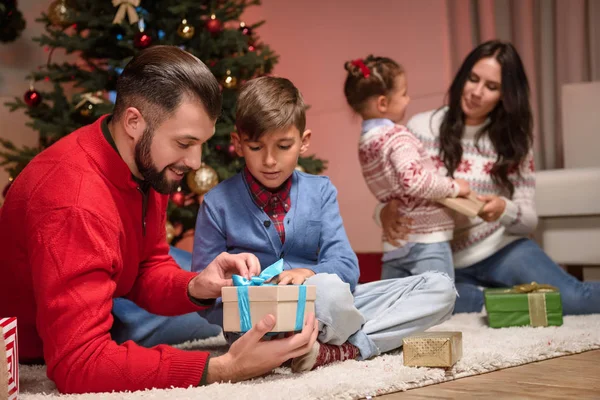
{"left": 438, "top": 192, "right": 485, "bottom": 218}
{"left": 402, "top": 331, "right": 462, "bottom": 368}
{"left": 222, "top": 285, "right": 316, "bottom": 333}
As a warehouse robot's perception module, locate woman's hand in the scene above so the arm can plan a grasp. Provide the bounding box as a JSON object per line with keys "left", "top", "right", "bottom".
{"left": 477, "top": 195, "right": 506, "bottom": 222}
{"left": 380, "top": 199, "right": 413, "bottom": 246}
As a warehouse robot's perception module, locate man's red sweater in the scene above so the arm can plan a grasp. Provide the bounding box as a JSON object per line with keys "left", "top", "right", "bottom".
{"left": 0, "top": 116, "right": 211, "bottom": 394}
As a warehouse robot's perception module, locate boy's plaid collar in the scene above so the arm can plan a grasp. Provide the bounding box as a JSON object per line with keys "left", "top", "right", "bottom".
{"left": 243, "top": 166, "right": 292, "bottom": 209}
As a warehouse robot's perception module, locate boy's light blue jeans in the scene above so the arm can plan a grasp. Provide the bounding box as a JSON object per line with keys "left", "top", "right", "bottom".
{"left": 199, "top": 271, "right": 456, "bottom": 360}
{"left": 111, "top": 247, "right": 222, "bottom": 347}
{"left": 454, "top": 238, "right": 600, "bottom": 315}
{"left": 380, "top": 242, "right": 455, "bottom": 281}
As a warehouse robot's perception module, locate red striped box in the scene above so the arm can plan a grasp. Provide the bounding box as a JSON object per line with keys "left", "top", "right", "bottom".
{"left": 1, "top": 317, "right": 18, "bottom": 400}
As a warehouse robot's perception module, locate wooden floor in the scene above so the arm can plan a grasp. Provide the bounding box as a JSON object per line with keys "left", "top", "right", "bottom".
{"left": 376, "top": 349, "right": 600, "bottom": 399}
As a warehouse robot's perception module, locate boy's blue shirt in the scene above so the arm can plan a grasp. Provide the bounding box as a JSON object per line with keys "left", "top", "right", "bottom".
{"left": 191, "top": 170, "right": 360, "bottom": 291}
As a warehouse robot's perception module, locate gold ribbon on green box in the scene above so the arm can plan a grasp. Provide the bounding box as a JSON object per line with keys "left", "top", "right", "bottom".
{"left": 502, "top": 282, "right": 558, "bottom": 327}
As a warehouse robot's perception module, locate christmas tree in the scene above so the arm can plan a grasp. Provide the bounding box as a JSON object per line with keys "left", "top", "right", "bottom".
{"left": 1, "top": 0, "right": 326, "bottom": 244}
{"left": 0, "top": 0, "right": 26, "bottom": 43}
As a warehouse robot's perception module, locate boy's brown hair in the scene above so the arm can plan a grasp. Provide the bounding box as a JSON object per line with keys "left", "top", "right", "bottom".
{"left": 343, "top": 55, "right": 404, "bottom": 114}
{"left": 235, "top": 76, "right": 306, "bottom": 140}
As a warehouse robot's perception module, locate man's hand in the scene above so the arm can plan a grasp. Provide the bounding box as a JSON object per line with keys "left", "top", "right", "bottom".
{"left": 188, "top": 252, "right": 261, "bottom": 300}
{"left": 271, "top": 268, "right": 315, "bottom": 285}
{"left": 477, "top": 195, "right": 507, "bottom": 222}
{"left": 380, "top": 199, "right": 413, "bottom": 246}
{"left": 206, "top": 313, "right": 319, "bottom": 383}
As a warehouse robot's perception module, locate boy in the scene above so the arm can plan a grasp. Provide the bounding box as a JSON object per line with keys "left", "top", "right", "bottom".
{"left": 192, "top": 76, "right": 456, "bottom": 372}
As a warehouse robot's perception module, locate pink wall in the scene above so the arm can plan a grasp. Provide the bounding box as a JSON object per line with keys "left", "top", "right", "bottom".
{"left": 244, "top": 0, "right": 454, "bottom": 251}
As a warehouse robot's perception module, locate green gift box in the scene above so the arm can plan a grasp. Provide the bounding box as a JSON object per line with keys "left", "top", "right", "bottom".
{"left": 484, "top": 282, "right": 563, "bottom": 328}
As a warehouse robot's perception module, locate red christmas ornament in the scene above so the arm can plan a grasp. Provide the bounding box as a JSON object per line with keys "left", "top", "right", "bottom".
{"left": 170, "top": 191, "right": 185, "bottom": 207}
{"left": 134, "top": 32, "right": 152, "bottom": 49}
{"left": 24, "top": 89, "right": 42, "bottom": 107}
{"left": 205, "top": 15, "right": 223, "bottom": 35}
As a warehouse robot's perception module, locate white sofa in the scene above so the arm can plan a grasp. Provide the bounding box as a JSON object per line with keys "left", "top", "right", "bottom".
{"left": 534, "top": 81, "right": 600, "bottom": 280}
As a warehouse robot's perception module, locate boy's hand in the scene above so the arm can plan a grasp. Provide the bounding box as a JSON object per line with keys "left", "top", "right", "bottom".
{"left": 272, "top": 268, "right": 316, "bottom": 285}
{"left": 454, "top": 178, "right": 471, "bottom": 197}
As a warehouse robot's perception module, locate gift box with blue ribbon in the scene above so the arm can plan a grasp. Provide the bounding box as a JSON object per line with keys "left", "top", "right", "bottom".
{"left": 222, "top": 260, "right": 317, "bottom": 333}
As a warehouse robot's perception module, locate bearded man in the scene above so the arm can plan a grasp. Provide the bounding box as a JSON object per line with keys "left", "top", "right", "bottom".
{"left": 0, "top": 46, "right": 318, "bottom": 394}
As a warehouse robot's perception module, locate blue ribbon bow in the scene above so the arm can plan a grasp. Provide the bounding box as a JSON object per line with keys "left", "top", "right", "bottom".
{"left": 232, "top": 259, "right": 307, "bottom": 333}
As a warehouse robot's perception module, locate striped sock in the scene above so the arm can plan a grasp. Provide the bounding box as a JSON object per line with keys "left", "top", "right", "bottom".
{"left": 291, "top": 341, "right": 360, "bottom": 372}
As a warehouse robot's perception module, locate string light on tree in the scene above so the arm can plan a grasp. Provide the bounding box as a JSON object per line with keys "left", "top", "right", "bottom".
{"left": 228, "top": 144, "right": 237, "bottom": 157}
{"left": 177, "top": 18, "right": 195, "bottom": 39}
{"left": 222, "top": 69, "right": 237, "bottom": 89}
{"left": 239, "top": 21, "right": 252, "bottom": 36}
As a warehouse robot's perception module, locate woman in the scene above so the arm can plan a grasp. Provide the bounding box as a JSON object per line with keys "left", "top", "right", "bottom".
{"left": 378, "top": 40, "right": 600, "bottom": 314}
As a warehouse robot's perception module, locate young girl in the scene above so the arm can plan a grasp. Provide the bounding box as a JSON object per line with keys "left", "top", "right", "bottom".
{"left": 343, "top": 55, "right": 470, "bottom": 280}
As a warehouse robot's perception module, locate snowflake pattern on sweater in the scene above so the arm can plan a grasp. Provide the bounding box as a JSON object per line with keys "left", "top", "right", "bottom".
{"left": 406, "top": 109, "right": 537, "bottom": 267}
{"left": 359, "top": 124, "right": 457, "bottom": 241}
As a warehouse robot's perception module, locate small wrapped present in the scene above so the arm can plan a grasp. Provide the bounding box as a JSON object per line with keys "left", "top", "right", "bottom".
{"left": 485, "top": 282, "right": 563, "bottom": 328}
{"left": 222, "top": 260, "right": 316, "bottom": 333}
{"left": 1, "top": 317, "right": 18, "bottom": 400}
{"left": 403, "top": 331, "right": 462, "bottom": 368}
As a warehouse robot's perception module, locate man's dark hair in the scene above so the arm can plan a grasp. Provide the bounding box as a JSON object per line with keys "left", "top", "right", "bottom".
{"left": 113, "top": 45, "right": 222, "bottom": 128}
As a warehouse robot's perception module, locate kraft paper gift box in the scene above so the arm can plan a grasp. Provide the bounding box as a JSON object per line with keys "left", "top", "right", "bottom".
{"left": 437, "top": 192, "right": 485, "bottom": 217}
{"left": 222, "top": 259, "right": 317, "bottom": 333}
{"left": 222, "top": 285, "right": 316, "bottom": 333}
{"left": 1, "top": 317, "right": 18, "bottom": 400}
{"left": 402, "top": 331, "right": 462, "bottom": 368}
{"left": 485, "top": 282, "right": 563, "bottom": 328}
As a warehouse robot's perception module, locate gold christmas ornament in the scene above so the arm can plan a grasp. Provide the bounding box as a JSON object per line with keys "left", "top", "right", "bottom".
{"left": 166, "top": 221, "right": 176, "bottom": 244}
{"left": 47, "top": 0, "right": 73, "bottom": 28}
{"left": 187, "top": 163, "right": 219, "bottom": 195}
{"left": 177, "top": 18, "right": 195, "bottom": 39}
{"left": 222, "top": 70, "right": 238, "bottom": 89}
{"left": 295, "top": 165, "right": 306, "bottom": 173}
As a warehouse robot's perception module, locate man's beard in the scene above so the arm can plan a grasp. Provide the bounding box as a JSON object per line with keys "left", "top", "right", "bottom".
{"left": 134, "top": 126, "right": 190, "bottom": 194}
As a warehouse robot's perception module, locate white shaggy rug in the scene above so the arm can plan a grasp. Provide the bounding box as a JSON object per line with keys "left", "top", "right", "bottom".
{"left": 18, "top": 312, "right": 600, "bottom": 399}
